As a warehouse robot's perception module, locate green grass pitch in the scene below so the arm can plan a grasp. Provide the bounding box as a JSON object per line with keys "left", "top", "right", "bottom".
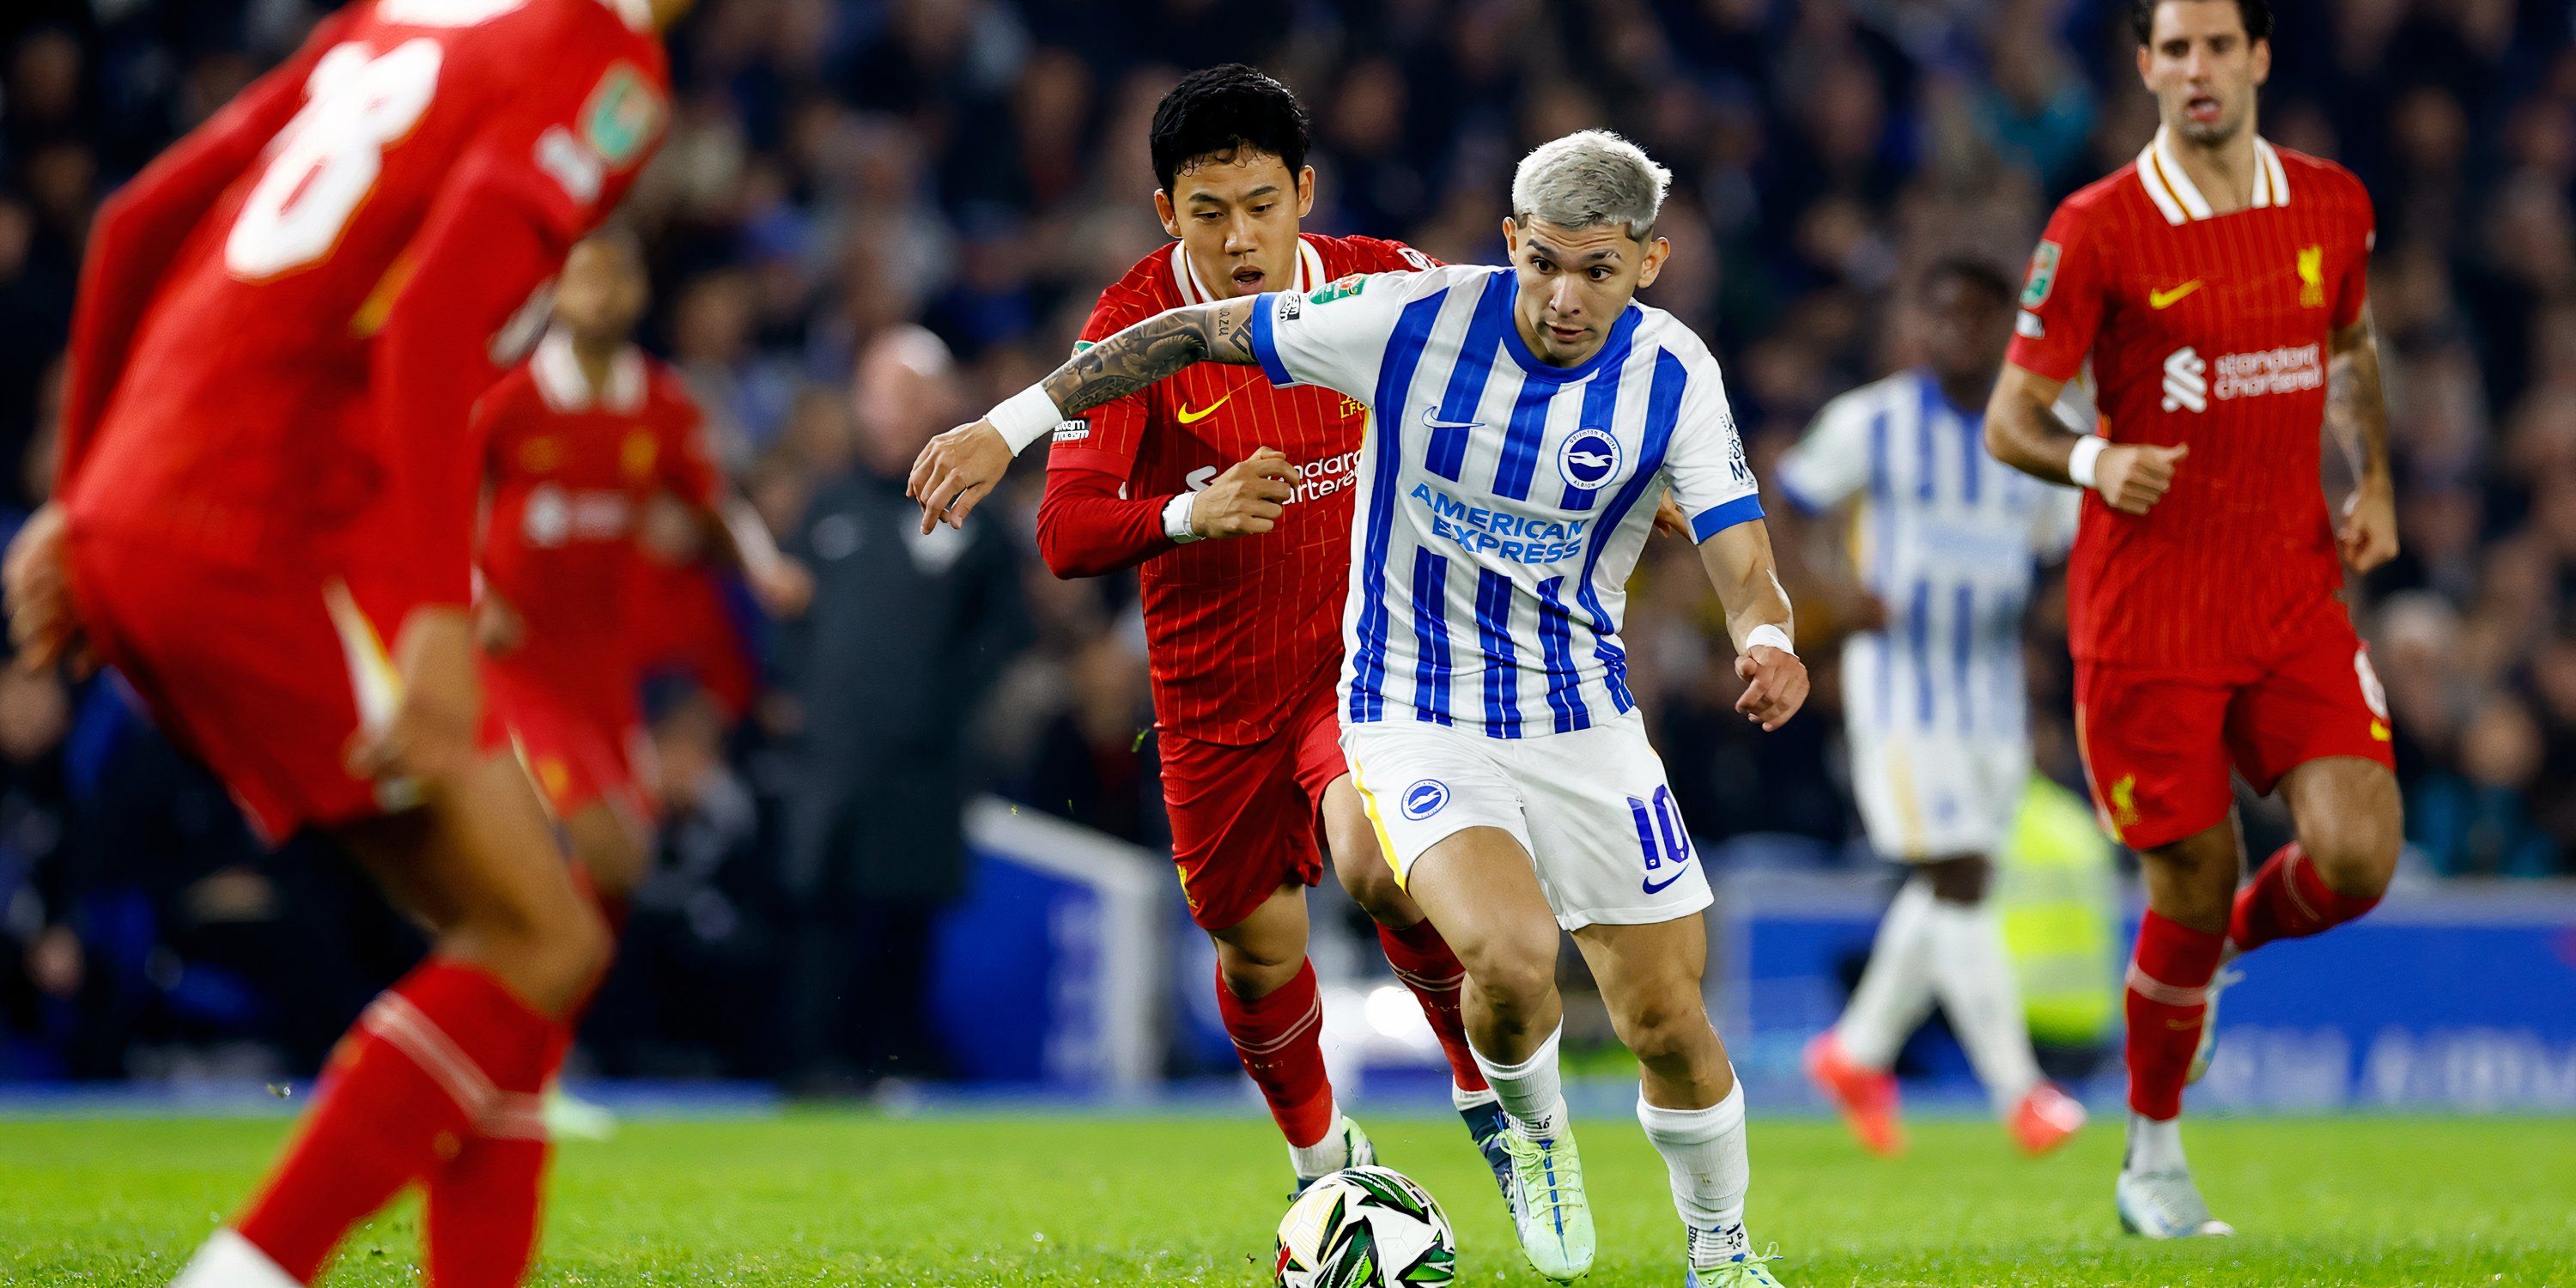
{"left": 4, "top": 1111, "right": 2572, "bottom": 1285}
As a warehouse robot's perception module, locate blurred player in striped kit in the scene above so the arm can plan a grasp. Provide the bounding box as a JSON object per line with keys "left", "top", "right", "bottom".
{"left": 1779, "top": 258, "right": 2087, "bottom": 1158}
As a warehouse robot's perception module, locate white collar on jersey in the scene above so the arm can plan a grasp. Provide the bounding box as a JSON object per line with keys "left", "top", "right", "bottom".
{"left": 531, "top": 328, "right": 648, "bottom": 414}
{"left": 1169, "top": 238, "right": 1326, "bottom": 306}
{"left": 600, "top": 0, "right": 653, "bottom": 33}
{"left": 2137, "top": 126, "right": 2291, "bottom": 224}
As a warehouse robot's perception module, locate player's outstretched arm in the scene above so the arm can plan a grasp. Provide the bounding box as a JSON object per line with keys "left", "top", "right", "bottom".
{"left": 2329, "top": 307, "right": 2398, "bottom": 572}
{"left": 1985, "top": 361, "right": 2187, "bottom": 516}
{"left": 908, "top": 296, "right": 1261, "bottom": 533}
{"left": 1695, "top": 519, "right": 1808, "bottom": 732}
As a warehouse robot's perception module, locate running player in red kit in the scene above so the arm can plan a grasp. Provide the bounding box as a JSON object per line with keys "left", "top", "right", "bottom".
{"left": 475, "top": 230, "right": 806, "bottom": 987}
{"left": 1986, "top": 0, "right": 2399, "bottom": 1240}
{"left": 3, "top": 0, "right": 681, "bottom": 1282}
{"left": 922, "top": 66, "right": 1507, "bottom": 1196}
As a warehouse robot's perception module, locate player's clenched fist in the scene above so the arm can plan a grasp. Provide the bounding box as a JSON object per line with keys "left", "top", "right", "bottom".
{"left": 2338, "top": 477, "right": 2399, "bottom": 573}
{"left": 1192, "top": 447, "right": 1297, "bottom": 538}
{"left": 908, "top": 420, "right": 1012, "bottom": 534}
{"left": 2095, "top": 442, "right": 2188, "bottom": 515}
{"left": 1735, "top": 645, "right": 1808, "bottom": 732}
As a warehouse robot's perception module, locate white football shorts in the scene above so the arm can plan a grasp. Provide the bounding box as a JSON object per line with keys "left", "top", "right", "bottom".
{"left": 1342, "top": 710, "right": 1711, "bottom": 931}
{"left": 1846, "top": 724, "right": 2029, "bottom": 860}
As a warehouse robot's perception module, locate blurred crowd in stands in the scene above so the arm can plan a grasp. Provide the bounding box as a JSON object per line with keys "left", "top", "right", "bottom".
{"left": 2, "top": 0, "right": 2573, "bottom": 1084}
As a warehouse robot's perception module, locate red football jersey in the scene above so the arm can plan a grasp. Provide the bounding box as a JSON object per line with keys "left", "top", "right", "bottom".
{"left": 2007, "top": 131, "right": 2373, "bottom": 665}
{"left": 1049, "top": 234, "right": 1433, "bottom": 745}
{"left": 477, "top": 332, "right": 720, "bottom": 706}
{"left": 61, "top": 0, "right": 669, "bottom": 605}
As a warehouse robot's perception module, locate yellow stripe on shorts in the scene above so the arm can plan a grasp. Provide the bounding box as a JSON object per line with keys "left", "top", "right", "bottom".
{"left": 1345, "top": 756, "right": 1410, "bottom": 891}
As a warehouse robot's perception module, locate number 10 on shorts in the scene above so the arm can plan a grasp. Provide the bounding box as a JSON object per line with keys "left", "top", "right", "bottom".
{"left": 1628, "top": 786, "right": 1693, "bottom": 891}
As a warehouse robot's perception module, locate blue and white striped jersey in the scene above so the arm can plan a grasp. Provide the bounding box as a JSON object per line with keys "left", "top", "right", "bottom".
{"left": 1775, "top": 368, "right": 2081, "bottom": 743}
{"left": 1246, "top": 264, "right": 1763, "bottom": 738}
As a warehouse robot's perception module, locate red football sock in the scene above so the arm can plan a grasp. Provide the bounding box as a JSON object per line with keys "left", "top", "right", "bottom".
{"left": 234, "top": 960, "right": 558, "bottom": 1282}
{"left": 2229, "top": 842, "right": 2380, "bottom": 952}
{"left": 1375, "top": 919, "right": 1491, "bottom": 1095}
{"left": 423, "top": 1017, "right": 562, "bottom": 1288}
{"left": 1215, "top": 958, "right": 1336, "bottom": 1148}
{"left": 425, "top": 1095, "right": 552, "bottom": 1286}
{"left": 2123, "top": 912, "right": 2225, "bottom": 1121}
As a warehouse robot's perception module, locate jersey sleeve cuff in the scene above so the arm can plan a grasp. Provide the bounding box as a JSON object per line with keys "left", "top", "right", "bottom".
{"left": 2003, "top": 340, "right": 2081, "bottom": 385}
{"left": 1246, "top": 293, "right": 1298, "bottom": 388}
{"left": 1690, "top": 493, "right": 1765, "bottom": 542}
{"left": 1045, "top": 445, "right": 1137, "bottom": 477}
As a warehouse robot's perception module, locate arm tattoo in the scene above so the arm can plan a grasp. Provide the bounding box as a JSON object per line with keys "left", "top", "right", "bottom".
{"left": 2326, "top": 311, "right": 2390, "bottom": 480}
{"left": 1038, "top": 300, "right": 1260, "bottom": 418}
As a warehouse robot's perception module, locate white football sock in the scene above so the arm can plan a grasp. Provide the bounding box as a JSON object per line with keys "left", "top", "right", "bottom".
{"left": 1451, "top": 1081, "right": 1498, "bottom": 1111}
{"left": 170, "top": 1230, "right": 298, "bottom": 1288}
{"left": 1637, "top": 1081, "right": 1752, "bottom": 1267}
{"left": 2124, "top": 1111, "right": 2189, "bottom": 1174}
{"left": 1834, "top": 879, "right": 1939, "bottom": 1069}
{"left": 1287, "top": 1097, "right": 1348, "bottom": 1177}
{"left": 1471, "top": 1023, "right": 1566, "bottom": 1140}
{"left": 1923, "top": 895, "right": 2044, "bottom": 1112}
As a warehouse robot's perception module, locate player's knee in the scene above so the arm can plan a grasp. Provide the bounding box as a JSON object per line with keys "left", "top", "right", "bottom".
{"left": 1212, "top": 937, "right": 1303, "bottom": 1001}
{"left": 2297, "top": 817, "right": 2399, "bottom": 899}
{"left": 1455, "top": 928, "right": 1558, "bottom": 1016}
{"left": 465, "top": 892, "right": 610, "bottom": 1007}
{"left": 1607, "top": 992, "right": 1714, "bottom": 1067}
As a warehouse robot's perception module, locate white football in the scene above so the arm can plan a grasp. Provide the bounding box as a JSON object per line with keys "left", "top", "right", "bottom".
{"left": 1274, "top": 1164, "right": 1457, "bottom": 1287}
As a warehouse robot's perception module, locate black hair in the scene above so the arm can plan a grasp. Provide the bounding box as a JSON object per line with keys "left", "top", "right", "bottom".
{"left": 1919, "top": 255, "right": 2017, "bottom": 307}
{"left": 2132, "top": 0, "right": 2273, "bottom": 44}
{"left": 1150, "top": 64, "right": 1311, "bottom": 195}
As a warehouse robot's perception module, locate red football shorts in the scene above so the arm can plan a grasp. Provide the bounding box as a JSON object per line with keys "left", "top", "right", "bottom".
{"left": 2075, "top": 596, "right": 2396, "bottom": 852}
{"left": 67, "top": 527, "right": 412, "bottom": 845}
{"left": 479, "top": 657, "right": 652, "bottom": 822}
{"left": 1159, "top": 681, "right": 1348, "bottom": 932}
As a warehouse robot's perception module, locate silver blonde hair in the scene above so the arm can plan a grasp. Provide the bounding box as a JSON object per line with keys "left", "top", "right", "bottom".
{"left": 1510, "top": 130, "right": 1672, "bottom": 242}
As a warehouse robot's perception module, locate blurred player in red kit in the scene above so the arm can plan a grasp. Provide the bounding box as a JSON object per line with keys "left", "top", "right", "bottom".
{"left": 1986, "top": 0, "right": 2400, "bottom": 1240}
{"left": 3, "top": 0, "right": 684, "bottom": 1282}
{"left": 914, "top": 65, "right": 1509, "bottom": 1197}
{"left": 473, "top": 230, "right": 807, "bottom": 1035}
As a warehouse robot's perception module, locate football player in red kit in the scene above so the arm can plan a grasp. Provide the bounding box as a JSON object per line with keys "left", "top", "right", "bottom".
{"left": 916, "top": 65, "right": 1509, "bottom": 1196}
{"left": 3, "top": 0, "right": 682, "bottom": 1282}
{"left": 474, "top": 231, "right": 807, "bottom": 985}
{"left": 1985, "top": 0, "right": 2400, "bottom": 1239}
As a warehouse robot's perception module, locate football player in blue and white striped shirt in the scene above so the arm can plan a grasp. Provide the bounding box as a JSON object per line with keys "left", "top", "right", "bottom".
{"left": 1776, "top": 258, "right": 2090, "bottom": 1160}
{"left": 914, "top": 130, "right": 1804, "bottom": 1288}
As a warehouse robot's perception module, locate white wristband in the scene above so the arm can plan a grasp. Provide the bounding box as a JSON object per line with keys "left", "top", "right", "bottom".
{"left": 1161, "top": 492, "right": 1201, "bottom": 543}
{"left": 1746, "top": 623, "right": 1795, "bottom": 657}
{"left": 2067, "top": 434, "right": 2107, "bottom": 489}
{"left": 988, "top": 386, "right": 1065, "bottom": 454}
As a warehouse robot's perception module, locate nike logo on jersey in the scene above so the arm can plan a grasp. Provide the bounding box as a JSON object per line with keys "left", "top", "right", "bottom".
{"left": 2148, "top": 281, "right": 2203, "bottom": 309}
{"left": 1176, "top": 394, "right": 1232, "bottom": 424}
{"left": 1642, "top": 862, "right": 1695, "bottom": 896}
{"left": 1422, "top": 409, "right": 1485, "bottom": 433}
